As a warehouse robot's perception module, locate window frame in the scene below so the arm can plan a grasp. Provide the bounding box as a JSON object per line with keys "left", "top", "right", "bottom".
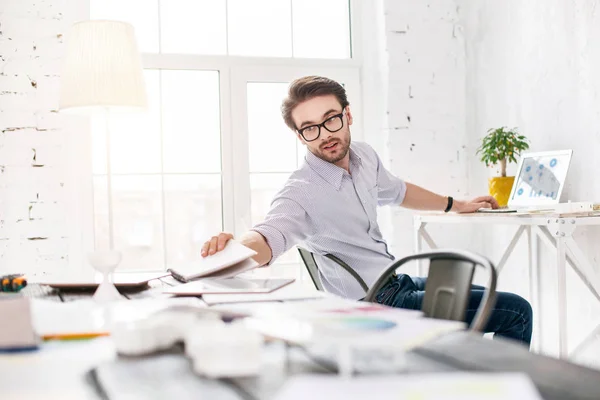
{"left": 75, "top": 0, "right": 364, "bottom": 271}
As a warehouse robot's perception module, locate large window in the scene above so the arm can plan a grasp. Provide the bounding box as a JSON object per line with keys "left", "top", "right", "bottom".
{"left": 89, "top": 0, "right": 362, "bottom": 276}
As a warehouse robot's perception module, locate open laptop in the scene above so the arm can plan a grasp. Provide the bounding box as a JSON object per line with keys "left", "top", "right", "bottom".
{"left": 478, "top": 149, "right": 573, "bottom": 213}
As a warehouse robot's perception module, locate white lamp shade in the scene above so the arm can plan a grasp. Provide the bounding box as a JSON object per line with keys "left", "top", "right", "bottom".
{"left": 59, "top": 20, "right": 147, "bottom": 114}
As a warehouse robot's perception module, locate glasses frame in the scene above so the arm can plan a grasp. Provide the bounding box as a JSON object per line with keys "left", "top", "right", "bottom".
{"left": 297, "top": 110, "right": 346, "bottom": 142}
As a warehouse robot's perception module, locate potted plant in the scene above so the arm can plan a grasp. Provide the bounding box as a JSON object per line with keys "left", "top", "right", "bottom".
{"left": 476, "top": 127, "right": 530, "bottom": 207}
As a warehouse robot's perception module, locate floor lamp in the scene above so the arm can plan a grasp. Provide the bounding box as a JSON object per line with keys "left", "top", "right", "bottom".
{"left": 59, "top": 20, "right": 147, "bottom": 302}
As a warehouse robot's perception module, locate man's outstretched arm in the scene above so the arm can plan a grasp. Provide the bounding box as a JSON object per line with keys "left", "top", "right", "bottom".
{"left": 201, "top": 196, "right": 309, "bottom": 265}
{"left": 401, "top": 183, "right": 499, "bottom": 213}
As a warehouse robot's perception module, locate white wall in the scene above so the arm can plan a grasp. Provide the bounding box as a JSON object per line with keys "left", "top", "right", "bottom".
{"left": 381, "top": 0, "right": 600, "bottom": 361}
{"left": 459, "top": 0, "right": 600, "bottom": 362}
{"left": 382, "top": 0, "right": 483, "bottom": 272}
{"left": 0, "top": 0, "right": 88, "bottom": 275}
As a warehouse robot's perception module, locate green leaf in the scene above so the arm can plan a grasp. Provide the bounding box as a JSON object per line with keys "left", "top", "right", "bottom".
{"left": 478, "top": 126, "right": 529, "bottom": 167}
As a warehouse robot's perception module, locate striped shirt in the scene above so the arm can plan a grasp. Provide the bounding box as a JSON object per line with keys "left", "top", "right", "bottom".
{"left": 251, "top": 141, "right": 407, "bottom": 300}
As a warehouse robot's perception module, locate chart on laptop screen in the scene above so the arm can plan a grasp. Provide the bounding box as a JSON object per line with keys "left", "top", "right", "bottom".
{"left": 511, "top": 153, "right": 570, "bottom": 201}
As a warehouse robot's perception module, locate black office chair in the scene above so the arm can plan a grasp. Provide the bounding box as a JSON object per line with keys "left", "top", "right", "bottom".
{"left": 298, "top": 247, "right": 497, "bottom": 332}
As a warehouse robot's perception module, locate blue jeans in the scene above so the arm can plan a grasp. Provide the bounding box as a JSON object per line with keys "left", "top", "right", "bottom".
{"left": 375, "top": 274, "right": 533, "bottom": 347}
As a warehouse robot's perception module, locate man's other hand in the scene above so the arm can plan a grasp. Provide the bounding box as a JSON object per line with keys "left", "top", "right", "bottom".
{"left": 455, "top": 196, "right": 499, "bottom": 213}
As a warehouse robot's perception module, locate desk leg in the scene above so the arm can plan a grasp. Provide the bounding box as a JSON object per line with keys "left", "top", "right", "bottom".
{"left": 557, "top": 235, "right": 568, "bottom": 359}
{"left": 414, "top": 220, "right": 424, "bottom": 277}
{"left": 528, "top": 226, "right": 541, "bottom": 353}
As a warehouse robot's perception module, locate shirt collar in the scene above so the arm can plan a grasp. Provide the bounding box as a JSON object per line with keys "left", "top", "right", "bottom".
{"left": 304, "top": 144, "right": 362, "bottom": 190}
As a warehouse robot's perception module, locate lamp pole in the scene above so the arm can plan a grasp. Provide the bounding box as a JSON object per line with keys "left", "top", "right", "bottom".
{"left": 105, "top": 107, "right": 115, "bottom": 250}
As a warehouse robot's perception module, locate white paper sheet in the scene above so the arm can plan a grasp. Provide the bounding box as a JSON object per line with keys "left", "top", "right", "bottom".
{"left": 201, "top": 284, "right": 327, "bottom": 305}
{"left": 244, "top": 306, "right": 464, "bottom": 348}
{"left": 274, "top": 373, "right": 543, "bottom": 400}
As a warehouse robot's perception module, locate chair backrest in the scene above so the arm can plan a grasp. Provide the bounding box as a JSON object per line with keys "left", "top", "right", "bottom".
{"left": 297, "top": 247, "right": 325, "bottom": 291}
{"left": 364, "top": 249, "right": 497, "bottom": 332}
{"left": 422, "top": 257, "right": 477, "bottom": 322}
{"left": 297, "top": 247, "right": 369, "bottom": 293}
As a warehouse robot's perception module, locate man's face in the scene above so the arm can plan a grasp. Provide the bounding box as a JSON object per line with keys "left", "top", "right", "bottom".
{"left": 291, "top": 95, "right": 353, "bottom": 164}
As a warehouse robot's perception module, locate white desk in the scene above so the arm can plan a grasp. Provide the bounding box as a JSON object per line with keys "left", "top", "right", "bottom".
{"left": 5, "top": 282, "right": 600, "bottom": 400}
{"left": 414, "top": 212, "right": 600, "bottom": 359}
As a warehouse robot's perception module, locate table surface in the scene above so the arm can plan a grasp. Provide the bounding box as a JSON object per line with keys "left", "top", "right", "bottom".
{"left": 415, "top": 211, "right": 600, "bottom": 225}
{"left": 2, "top": 280, "right": 600, "bottom": 400}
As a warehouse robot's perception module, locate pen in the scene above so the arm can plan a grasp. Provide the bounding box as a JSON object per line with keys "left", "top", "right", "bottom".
{"left": 42, "top": 332, "right": 110, "bottom": 341}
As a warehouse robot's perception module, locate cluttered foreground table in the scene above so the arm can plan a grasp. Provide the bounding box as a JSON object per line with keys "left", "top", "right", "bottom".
{"left": 2, "top": 276, "right": 600, "bottom": 400}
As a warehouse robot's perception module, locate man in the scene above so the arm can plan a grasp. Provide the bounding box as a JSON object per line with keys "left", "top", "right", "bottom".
{"left": 202, "top": 76, "right": 532, "bottom": 347}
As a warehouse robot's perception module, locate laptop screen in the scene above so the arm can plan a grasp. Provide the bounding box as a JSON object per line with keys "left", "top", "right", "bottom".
{"left": 510, "top": 151, "right": 572, "bottom": 206}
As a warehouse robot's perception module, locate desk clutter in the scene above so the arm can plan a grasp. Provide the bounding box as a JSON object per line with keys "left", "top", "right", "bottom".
{"left": 11, "top": 279, "right": 599, "bottom": 399}
{"left": 111, "top": 307, "right": 263, "bottom": 378}
{"left": 0, "top": 274, "right": 27, "bottom": 293}
{"left": 1, "top": 239, "right": 574, "bottom": 399}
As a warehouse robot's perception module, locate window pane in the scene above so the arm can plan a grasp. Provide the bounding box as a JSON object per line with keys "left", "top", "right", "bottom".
{"left": 164, "top": 174, "right": 222, "bottom": 264}
{"left": 250, "top": 173, "right": 297, "bottom": 264}
{"left": 248, "top": 82, "right": 298, "bottom": 172}
{"left": 297, "top": 141, "right": 306, "bottom": 168}
{"left": 227, "top": 0, "right": 292, "bottom": 57}
{"left": 94, "top": 175, "right": 164, "bottom": 269}
{"left": 161, "top": 70, "right": 221, "bottom": 173}
{"left": 92, "top": 70, "right": 161, "bottom": 175}
{"left": 90, "top": 0, "right": 159, "bottom": 53}
{"left": 292, "top": 0, "right": 351, "bottom": 59}
{"left": 160, "top": 0, "right": 227, "bottom": 55}
{"left": 93, "top": 177, "right": 109, "bottom": 250}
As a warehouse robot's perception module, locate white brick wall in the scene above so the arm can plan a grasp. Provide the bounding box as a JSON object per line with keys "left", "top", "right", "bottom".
{"left": 459, "top": 0, "right": 600, "bottom": 362}
{"left": 381, "top": 0, "right": 600, "bottom": 361}
{"left": 382, "top": 0, "right": 481, "bottom": 267}
{"left": 0, "top": 0, "right": 81, "bottom": 275}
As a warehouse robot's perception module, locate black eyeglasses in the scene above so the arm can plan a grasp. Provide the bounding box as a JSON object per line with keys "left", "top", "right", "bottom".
{"left": 297, "top": 111, "right": 346, "bottom": 142}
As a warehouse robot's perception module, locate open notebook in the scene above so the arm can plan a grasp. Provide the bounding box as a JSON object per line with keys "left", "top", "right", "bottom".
{"left": 167, "top": 240, "right": 259, "bottom": 283}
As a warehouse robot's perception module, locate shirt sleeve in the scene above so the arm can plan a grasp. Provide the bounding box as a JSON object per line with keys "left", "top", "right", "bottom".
{"left": 250, "top": 195, "right": 311, "bottom": 266}
{"left": 374, "top": 151, "right": 407, "bottom": 206}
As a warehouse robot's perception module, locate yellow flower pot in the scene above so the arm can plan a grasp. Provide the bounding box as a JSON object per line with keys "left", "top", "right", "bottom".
{"left": 488, "top": 176, "right": 515, "bottom": 207}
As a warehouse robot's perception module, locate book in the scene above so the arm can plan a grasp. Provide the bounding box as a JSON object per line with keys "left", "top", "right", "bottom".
{"left": 167, "top": 240, "right": 259, "bottom": 283}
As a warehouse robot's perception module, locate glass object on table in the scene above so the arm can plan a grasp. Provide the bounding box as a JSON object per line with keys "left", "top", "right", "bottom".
{"left": 88, "top": 250, "right": 123, "bottom": 303}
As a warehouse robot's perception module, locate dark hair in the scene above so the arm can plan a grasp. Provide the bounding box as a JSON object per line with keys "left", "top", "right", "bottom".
{"left": 281, "top": 76, "right": 349, "bottom": 131}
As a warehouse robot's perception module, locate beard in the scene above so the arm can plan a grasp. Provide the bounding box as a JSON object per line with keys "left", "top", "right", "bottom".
{"left": 313, "top": 133, "right": 351, "bottom": 164}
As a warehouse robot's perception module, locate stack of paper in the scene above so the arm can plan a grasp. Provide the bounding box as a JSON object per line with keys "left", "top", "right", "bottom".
{"left": 30, "top": 297, "right": 208, "bottom": 340}
{"left": 167, "top": 240, "right": 259, "bottom": 282}
{"left": 243, "top": 300, "right": 464, "bottom": 349}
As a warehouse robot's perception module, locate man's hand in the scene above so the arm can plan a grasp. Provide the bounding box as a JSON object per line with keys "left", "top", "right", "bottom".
{"left": 201, "top": 232, "right": 234, "bottom": 257}
{"left": 454, "top": 196, "right": 499, "bottom": 213}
